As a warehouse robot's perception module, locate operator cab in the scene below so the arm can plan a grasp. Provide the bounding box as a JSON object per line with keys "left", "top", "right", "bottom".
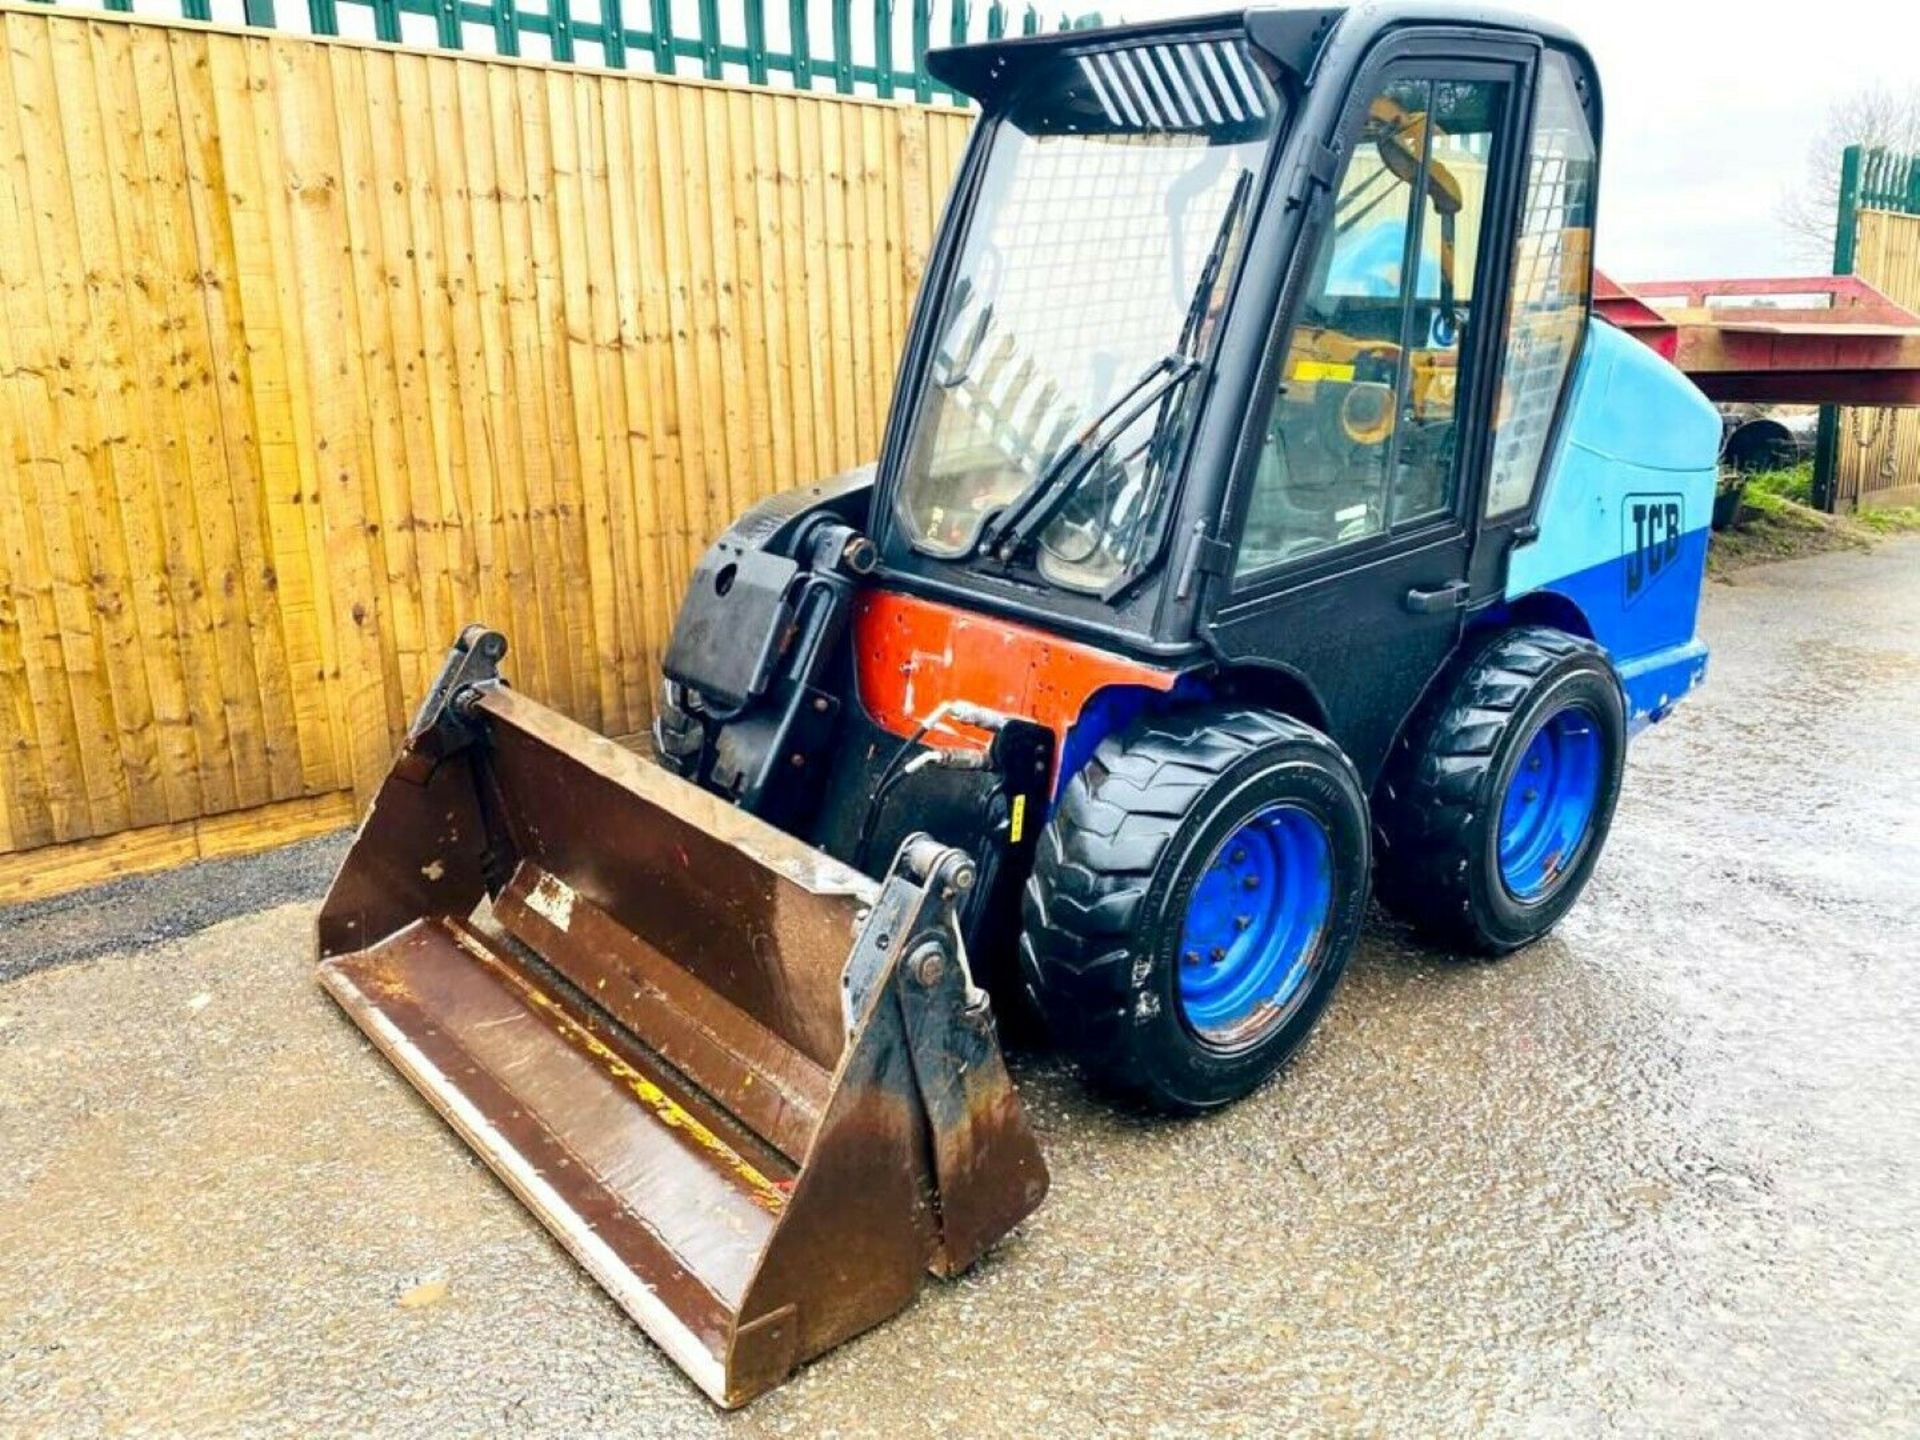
{"left": 864, "top": 5, "right": 1613, "bottom": 784}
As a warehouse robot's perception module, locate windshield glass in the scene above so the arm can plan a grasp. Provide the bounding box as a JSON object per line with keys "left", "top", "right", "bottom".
{"left": 895, "top": 37, "right": 1285, "bottom": 591}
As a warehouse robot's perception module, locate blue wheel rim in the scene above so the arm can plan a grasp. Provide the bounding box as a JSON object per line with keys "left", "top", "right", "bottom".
{"left": 1497, "top": 705, "right": 1604, "bottom": 902}
{"left": 1176, "top": 804, "right": 1334, "bottom": 1049}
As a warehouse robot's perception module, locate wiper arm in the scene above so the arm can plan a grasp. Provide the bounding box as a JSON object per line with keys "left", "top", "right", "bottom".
{"left": 1100, "top": 169, "right": 1250, "bottom": 567}
{"left": 976, "top": 353, "right": 1197, "bottom": 564}
{"left": 1174, "top": 169, "right": 1252, "bottom": 360}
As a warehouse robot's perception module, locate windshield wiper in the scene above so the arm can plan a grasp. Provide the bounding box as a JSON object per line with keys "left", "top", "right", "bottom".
{"left": 975, "top": 171, "right": 1253, "bottom": 567}
{"left": 1172, "top": 169, "right": 1253, "bottom": 362}
{"left": 976, "top": 354, "right": 1197, "bottom": 564}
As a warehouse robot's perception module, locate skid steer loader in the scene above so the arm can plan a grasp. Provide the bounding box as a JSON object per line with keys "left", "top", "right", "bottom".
{"left": 320, "top": 4, "right": 1720, "bottom": 1407}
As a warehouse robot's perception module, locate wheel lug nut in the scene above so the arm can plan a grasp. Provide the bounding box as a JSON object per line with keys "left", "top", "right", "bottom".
{"left": 1209, "top": 946, "right": 1226, "bottom": 962}
{"left": 1523, "top": 787, "right": 1539, "bottom": 802}
{"left": 1242, "top": 874, "right": 1259, "bottom": 890}
{"left": 1235, "top": 915, "right": 1252, "bottom": 931}
{"left": 1182, "top": 950, "right": 1201, "bottom": 967}
{"left": 1230, "top": 848, "right": 1246, "bottom": 864}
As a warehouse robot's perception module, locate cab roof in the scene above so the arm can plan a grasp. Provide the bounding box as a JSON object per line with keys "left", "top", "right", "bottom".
{"left": 925, "top": 4, "right": 1590, "bottom": 107}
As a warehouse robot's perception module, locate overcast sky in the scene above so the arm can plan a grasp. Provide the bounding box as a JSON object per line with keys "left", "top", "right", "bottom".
{"left": 1126, "top": 0, "right": 1920, "bottom": 280}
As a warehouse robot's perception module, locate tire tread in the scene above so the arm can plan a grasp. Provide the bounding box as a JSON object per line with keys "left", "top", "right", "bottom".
{"left": 1377, "top": 626, "right": 1618, "bottom": 952}
{"left": 1021, "top": 707, "right": 1353, "bottom": 1109}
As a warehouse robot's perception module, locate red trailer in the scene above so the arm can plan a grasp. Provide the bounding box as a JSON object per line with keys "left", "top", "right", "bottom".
{"left": 1594, "top": 272, "right": 1920, "bottom": 407}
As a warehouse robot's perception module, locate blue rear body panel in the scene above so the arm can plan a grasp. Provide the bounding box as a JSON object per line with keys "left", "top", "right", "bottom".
{"left": 1504, "top": 321, "right": 1719, "bottom": 732}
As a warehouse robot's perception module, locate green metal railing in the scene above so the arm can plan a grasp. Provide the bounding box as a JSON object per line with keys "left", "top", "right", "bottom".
{"left": 1855, "top": 146, "right": 1920, "bottom": 213}
{"left": 36, "top": 0, "right": 1103, "bottom": 104}
{"left": 1815, "top": 144, "right": 1920, "bottom": 509}
{"left": 1833, "top": 145, "right": 1920, "bottom": 276}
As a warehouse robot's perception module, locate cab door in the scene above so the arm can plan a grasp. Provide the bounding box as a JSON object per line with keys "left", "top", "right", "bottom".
{"left": 1202, "top": 39, "right": 1532, "bottom": 785}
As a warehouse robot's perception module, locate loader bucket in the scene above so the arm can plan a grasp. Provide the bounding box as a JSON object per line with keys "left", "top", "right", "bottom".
{"left": 316, "top": 627, "right": 1049, "bottom": 1407}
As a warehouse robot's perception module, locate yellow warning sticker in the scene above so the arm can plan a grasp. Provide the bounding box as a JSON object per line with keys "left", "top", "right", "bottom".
{"left": 1009, "top": 793, "right": 1027, "bottom": 845}
{"left": 1293, "top": 359, "right": 1356, "bottom": 383}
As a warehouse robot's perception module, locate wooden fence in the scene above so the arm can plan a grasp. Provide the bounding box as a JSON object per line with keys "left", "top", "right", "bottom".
{"left": 10, "top": 0, "right": 1100, "bottom": 103}
{"left": 0, "top": 4, "right": 971, "bottom": 899}
{"left": 1833, "top": 208, "right": 1920, "bottom": 512}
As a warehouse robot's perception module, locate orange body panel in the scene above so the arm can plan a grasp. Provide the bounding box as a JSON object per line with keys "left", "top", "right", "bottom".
{"left": 853, "top": 590, "right": 1179, "bottom": 768}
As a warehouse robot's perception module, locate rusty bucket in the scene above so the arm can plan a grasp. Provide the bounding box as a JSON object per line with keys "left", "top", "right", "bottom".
{"left": 316, "top": 627, "right": 1048, "bottom": 1407}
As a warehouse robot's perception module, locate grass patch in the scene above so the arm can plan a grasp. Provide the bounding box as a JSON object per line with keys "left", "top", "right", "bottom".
{"left": 1745, "top": 461, "right": 1814, "bottom": 507}
{"left": 1708, "top": 461, "right": 1918, "bottom": 575}
{"left": 1708, "top": 467, "right": 1871, "bottom": 577}
{"left": 1853, "top": 505, "right": 1920, "bottom": 536}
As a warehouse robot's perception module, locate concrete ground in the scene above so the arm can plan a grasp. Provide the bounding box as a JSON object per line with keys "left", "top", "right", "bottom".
{"left": 4, "top": 541, "right": 1917, "bottom": 1438}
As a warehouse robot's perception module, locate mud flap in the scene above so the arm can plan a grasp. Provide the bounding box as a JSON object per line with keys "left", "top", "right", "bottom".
{"left": 316, "top": 628, "right": 1049, "bottom": 1407}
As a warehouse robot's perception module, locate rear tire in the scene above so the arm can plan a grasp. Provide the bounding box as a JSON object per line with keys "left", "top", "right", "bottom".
{"left": 1377, "top": 626, "right": 1626, "bottom": 954}
{"left": 1020, "top": 708, "right": 1370, "bottom": 1115}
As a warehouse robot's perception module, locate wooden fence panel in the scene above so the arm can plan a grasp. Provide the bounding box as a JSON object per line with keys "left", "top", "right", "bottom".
{"left": 0, "top": 4, "right": 970, "bottom": 894}
{"left": 1835, "top": 208, "right": 1920, "bottom": 511}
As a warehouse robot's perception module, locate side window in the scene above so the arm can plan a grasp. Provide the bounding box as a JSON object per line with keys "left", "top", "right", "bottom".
{"left": 1484, "top": 52, "right": 1596, "bottom": 517}
{"left": 1237, "top": 75, "right": 1505, "bottom": 577}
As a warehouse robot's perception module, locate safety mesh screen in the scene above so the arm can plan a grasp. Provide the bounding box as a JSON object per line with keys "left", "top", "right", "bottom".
{"left": 928, "top": 130, "right": 1246, "bottom": 477}
{"left": 1485, "top": 52, "right": 1596, "bottom": 517}
{"left": 898, "top": 36, "right": 1280, "bottom": 565}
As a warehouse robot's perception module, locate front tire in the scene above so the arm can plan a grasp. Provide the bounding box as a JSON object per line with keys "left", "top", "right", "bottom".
{"left": 1378, "top": 626, "right": 1626, "bottom": 954}
{"left": 1020, "top": 708, "right": 1371, "bottom": 1115}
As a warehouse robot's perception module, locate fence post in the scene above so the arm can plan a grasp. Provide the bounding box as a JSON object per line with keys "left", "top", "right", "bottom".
{"left": 831, "top": 0, "right": 854, "bottom": 92}
{"left": 696, "top": 0, "right": 722, "bottom": 77}
{"left": 743, "top": 0, "right": 767, "bottom": 83}
{"left": 873, "top": 0, "right": 894, "bottom": 96}
{"left": 600, "top": 0, "right": 626, "bottom": 65}
{"left": 909, "top": 0, "right": 931, "bottom": 102}
{"left": 790, "top": 0, "right": 813, "bottom": 88}
{"left": 945, "top": 0, "right": 967, "bottom": 102}
{"left": 1814, "top": 144, "right": 1864, "bottom": 513}
{"left": 649, "top": 0, "right": 675, "bottom": 73}
{"left": 491, "top": 0, "right": 520, "bottom": 57}
{"left": 549, "top": 0, "right": 575, "bottom": 62}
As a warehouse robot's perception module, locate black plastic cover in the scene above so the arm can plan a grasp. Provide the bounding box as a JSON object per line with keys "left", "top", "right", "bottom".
{"left": 663, "top": 546, "right": 799, "bottom": 712}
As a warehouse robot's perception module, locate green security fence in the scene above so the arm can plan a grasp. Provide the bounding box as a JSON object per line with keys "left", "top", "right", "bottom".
{"left": 29, "top": 0, "right": 1104, "bottom": 103}
{"left": 1832, "top": 145, "right": 1920, "bottom": 275}
{"left": 1814, "top": 143, "right": 1920, "bottom": 509}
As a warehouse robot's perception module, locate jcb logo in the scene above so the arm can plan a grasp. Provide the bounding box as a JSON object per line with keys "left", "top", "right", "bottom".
{"left": 1624, "top": 494, "right": 1684, "bottom": 606}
